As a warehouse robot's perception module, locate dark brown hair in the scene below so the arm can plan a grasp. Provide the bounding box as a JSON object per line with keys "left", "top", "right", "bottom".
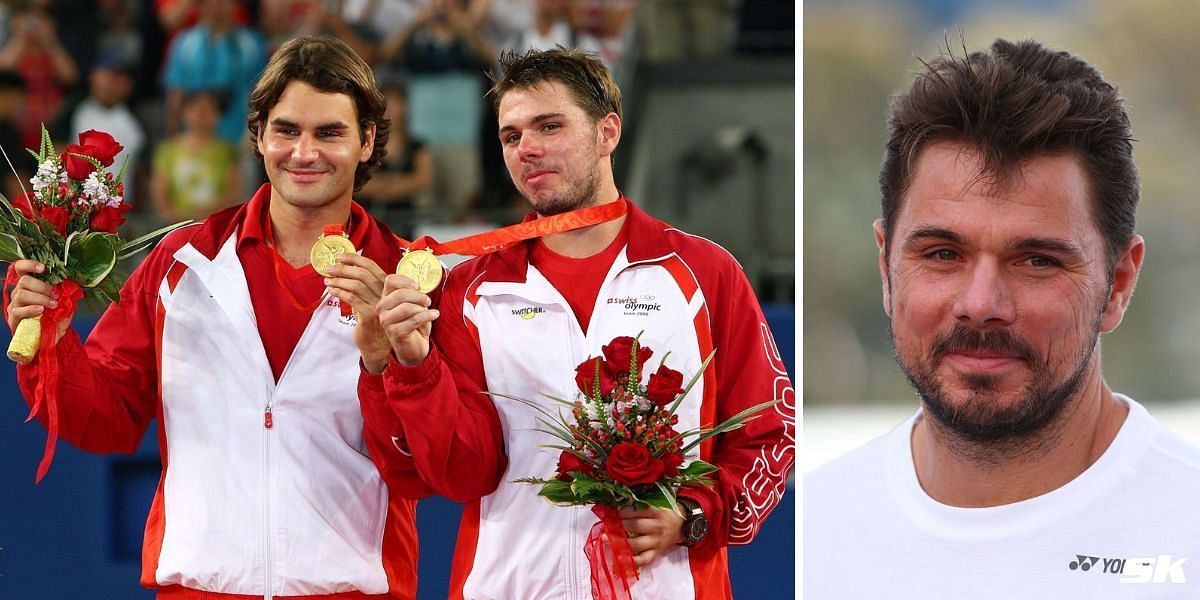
{"left": 487, "top": 47, "right": 622, "bottom": 122}
{"left": 880, "top": 38, "right": 1138, "bottom": 274}
{"left": 247, "top": 35, "right": 389, "bottom": 191}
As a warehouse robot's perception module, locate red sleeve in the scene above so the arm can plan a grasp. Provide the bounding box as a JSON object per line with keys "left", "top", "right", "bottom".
{"left": 358, "top": 364, "right": 435, "bottom": 500}
{"left": 678, "top": 245, "right": 796, "bottom": 553}
{"left": 11, "top": 243, "right": 177, "bottom": 455}
{"left": 361, "top": 264, "right": 507, "bottom": 503}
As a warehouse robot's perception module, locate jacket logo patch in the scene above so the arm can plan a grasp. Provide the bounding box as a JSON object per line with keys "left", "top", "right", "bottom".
{"left": 512, "top": 306, "right": 546, "bottom": 320}
{"left": 606, "top": 294, "right": 662, "bottom": 316}
{"left": 327, "top": 297, "right": 357, "bottom": 326}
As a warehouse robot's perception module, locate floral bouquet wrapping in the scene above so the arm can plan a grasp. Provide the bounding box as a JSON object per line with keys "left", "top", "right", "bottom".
{"left": 493, "top": 334, "right": 776, "bottom": 600}
{"left": 0, "top": 126, "right": 189, "bottom": 481}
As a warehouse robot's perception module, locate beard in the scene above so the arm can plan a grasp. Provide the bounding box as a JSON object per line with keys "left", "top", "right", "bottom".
{"left": 524, "top": 160, "right": 601, "bottom": 217}
{"left": 892, "top": 316, "right": 1102, "bottom": 460}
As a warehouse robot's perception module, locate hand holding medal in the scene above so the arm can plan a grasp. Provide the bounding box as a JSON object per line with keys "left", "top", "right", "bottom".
{"left": 376, "top": 199, "right": 630, "bottom": 368}
{"left": 313, "top": 224, "right": 394, "bottom": 373}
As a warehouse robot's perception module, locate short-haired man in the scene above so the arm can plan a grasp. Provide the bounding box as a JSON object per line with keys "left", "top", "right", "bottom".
{"left": 6, "top": 36, "right": 423, "bottom": 598}
{"left": 805, "top": 39, "right": 1200, "bottom": 598}
{"left": 361, "top": 48, "right": 795, "bottom": 599}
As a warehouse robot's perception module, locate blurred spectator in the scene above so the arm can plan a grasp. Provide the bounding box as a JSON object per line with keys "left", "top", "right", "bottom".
{"left": 150, "top": 90, "right": 240, "bottom": 222}
{"left": 0, "top": 6, "right": 78, "bottom": 148}
{"left": 155, "top": 0, "right": 251, "bottom": 48}
{"left": 378, "top": 0, "right": 493, "bottom": 220}
{"left": 0, "top": 69, "right": 33, "bottom": 203}
{"left": 57, "top": 54, "right": 147, "bottom": 207}
{"left": 506, "top": 0, "right": 574, "bottom": 52}
{"left": 341, "top": 0, "right": 422, "bottom": 41}
{"left": 259, "top": 0, "right": 381, "bottom": 61}
{"left": 162, "top": 0, "right": 266, "bottom": 143}
{"left": 48, "top": 0, "right": 101, "bottom": 83}
{"left": 356, "top": 78, "right": 432, "bottom": 235}
{"left": 569, "top": 0, "right": 638, "bottom": 69}
{"left": 97, "top": 0, "right": 144, "bottom": 73}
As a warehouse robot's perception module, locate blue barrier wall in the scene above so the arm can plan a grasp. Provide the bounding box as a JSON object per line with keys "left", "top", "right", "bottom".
{"left": 0, "top": 305, "right": 794, "bottom": 598}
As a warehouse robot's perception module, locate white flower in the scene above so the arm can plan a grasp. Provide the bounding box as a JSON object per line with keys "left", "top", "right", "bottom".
{"left": 81, "top": 172, "right": 112, "bottom": 206}
{"left": 31, "top": 159, "right": 59, "bottom": 194}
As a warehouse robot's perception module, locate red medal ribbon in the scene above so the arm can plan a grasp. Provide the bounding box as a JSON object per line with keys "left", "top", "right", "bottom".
{"left": 320, "top": 223, "right": 353, "bottom": 317}
{"left": 584, "top": 505, "right": 639, "bottom": 600}
{"left": 263, "top": 214, "right": 325, "bottom": 313}
{"left": 409, "top": 199, "right": 629, "bottom": 256}
{"left": 3, "top": 269, "right": 84, "bottom": 483}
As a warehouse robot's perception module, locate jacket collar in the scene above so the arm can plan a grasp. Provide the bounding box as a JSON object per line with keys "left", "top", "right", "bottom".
{"left": 182, "top": 183, "right": 406, "bottom": 264}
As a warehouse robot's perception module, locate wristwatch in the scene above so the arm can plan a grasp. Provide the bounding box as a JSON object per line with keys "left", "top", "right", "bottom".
{"left": 678, "top": 497, "right": 708, "bottom": 546}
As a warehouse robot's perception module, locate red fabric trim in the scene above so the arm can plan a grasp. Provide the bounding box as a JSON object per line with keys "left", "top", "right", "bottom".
{"left": 447, "top": 500, "right": 482, "bottom": 600}
{"left": 687, "top": 546, "right": 732, "bottom": 600}
{"left": 381, "top": 496, "right": 419, "bottom": 599}
{"left": 155, "top": 586, "right": 389, "bottom": 599}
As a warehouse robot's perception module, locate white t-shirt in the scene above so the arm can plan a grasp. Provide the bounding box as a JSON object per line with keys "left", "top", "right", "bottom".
{"left": 805, "top": 395, "right": 1200, "bottom": 599}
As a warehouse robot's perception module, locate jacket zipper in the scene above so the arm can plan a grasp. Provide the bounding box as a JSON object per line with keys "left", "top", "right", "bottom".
{"left": 264, "top": 398, "right": 274, "bottom": 600}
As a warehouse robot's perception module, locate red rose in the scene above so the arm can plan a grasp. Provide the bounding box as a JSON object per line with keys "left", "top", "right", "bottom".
{"left": 606, "top": 442, "right": 665, "bottom": 486}
{"left": 12, "top": 193, "right": 34, "bottom": 219}
{"left": 555, "top": 451, "right": 595, "bottom": 482}
{"left": 575, "top": 358, "right": 616, "bottom": 397}
{"left": 61, "top": 144, "right": 99, "bottom": 180}
{"left": 38, "top": 205, "right": 71, "bottom": 236}
{"left": 646, "top": 364, "right": 685, "bottom": 406}
{"left": 78, "top": 130, "right": 123, "bottom": 167}
{"left": 89, "top": 203, "right": 130, "bottom": 234}
{"left": 660, "top": 451, "right": 685, "bottom": 477}
{"left": 602, "top": 336, "right": 653, "bottom": 377}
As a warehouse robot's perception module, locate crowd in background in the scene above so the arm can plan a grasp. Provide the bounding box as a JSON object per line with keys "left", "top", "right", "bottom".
{"left": 0, "top": 0, "right": 642, "bottom": 239}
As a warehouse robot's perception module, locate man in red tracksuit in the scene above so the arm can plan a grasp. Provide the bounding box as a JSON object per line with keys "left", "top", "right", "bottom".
{"left": 363, "top": 48, "right": 796, "bottom": 599}
{"left": 7, "top": 36, "right": 425, "bottom": 598}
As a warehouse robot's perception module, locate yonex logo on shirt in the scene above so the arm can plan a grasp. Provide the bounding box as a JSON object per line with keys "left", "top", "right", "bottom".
{"left": 1068, "top": 553, "right": 1187, "bottom": 583}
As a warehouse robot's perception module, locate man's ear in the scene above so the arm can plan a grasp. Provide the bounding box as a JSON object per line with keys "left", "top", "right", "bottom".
{"left": 1099, "top": 234, "right": 1145, "bottom": 333}
{"left": 359, "top": 122, "right": 377, "bottom": 162}
{"left": 596, "top": 113, "right": 620, "bottom": 158}
{"left": 874, "top": 219, "right": 892, "bottom": 318}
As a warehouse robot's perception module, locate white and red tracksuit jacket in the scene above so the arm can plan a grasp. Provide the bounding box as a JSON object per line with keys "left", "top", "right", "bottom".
{"left": 16, "top": 187, "right": 424, "bottom": 599}
{"left": 360, "top": 200, "right": 796, "bottom": 599}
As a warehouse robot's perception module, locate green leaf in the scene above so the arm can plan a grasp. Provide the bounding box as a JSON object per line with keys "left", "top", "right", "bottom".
{"left": 680, "top": 398, "right": 781, "bottom": 454}
{"left": 668, "top": 350, "right": 716, "bottom": 415}
{"left": 64, "top": 231, "right": 119, "bottom": 287}
{"left": 0, "top": 232, "right": 24, "bottom": 262}
{"left": 538, "top": 480, "right": 582, "bottom": 504}
{"left": 678, "top": 460, "right": 718, "bottom": 478}
{"left": 117, "top": 219, "right": 193, "bottom": 259}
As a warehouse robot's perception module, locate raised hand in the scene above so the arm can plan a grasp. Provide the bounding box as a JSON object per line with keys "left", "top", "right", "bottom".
{"left": 376, "top": 273, "right": 439, "bottom": 366}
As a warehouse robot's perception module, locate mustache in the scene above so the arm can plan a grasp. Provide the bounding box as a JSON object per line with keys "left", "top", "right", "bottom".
{"left": 931, "top": 324, "right": 1038, "bottom": 364}
{"left": 521, "top": 163, "right": 552, "bottom": 178}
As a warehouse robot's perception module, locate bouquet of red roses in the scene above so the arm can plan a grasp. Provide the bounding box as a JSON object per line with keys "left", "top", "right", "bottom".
{"left": 0, "top": 126, "right": 188, "bottom": 481}
{"left": 493, "top": 334, "right": 774, "bottom": 600}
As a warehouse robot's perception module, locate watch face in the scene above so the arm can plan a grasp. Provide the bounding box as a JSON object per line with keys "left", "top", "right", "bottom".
{"left": 685, "top": 516, "right": 708, "bottom": 543}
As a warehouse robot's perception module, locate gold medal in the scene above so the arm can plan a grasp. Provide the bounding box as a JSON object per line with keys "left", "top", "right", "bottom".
{"left": 310, "top": 229, "right": 356, "bottom": 276}
{"left": 396, "top": 248, "right": 443, "bottom": 294}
